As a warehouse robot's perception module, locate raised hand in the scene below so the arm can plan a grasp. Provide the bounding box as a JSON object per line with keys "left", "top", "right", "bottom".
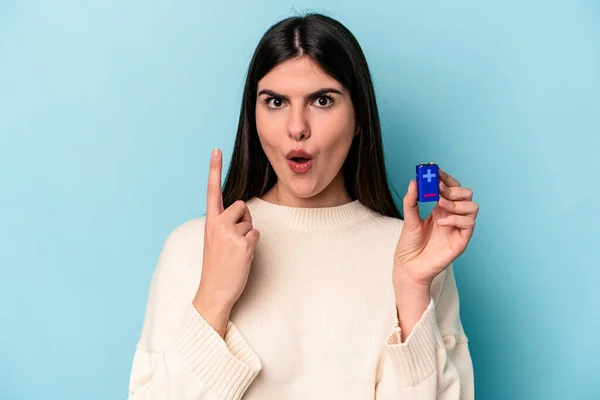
{"left": 192, "top": 149, "right": 260, "bottom": 336}
{"left": 393, "top": 167, "right": 479, "bottom": 289}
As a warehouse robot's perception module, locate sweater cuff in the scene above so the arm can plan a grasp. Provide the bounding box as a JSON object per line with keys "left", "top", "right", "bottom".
{"left": 173, "top": 303, "right": 262, "bottom": 400}
{"left": 384, "top": 297, "right": 437, "bottom": 386}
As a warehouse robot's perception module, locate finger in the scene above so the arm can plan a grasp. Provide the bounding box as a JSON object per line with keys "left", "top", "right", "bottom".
{"left": 234, "top": 221, "right": 253, "bottom": 236}
{"left": 438, "top": 197, "right": 479, "bottom": 216}
{"left": 402, "top": 180, "right": 421, "bottom": 228}
{"left": 438, "top": 167, "right": 460, "bottom": 187}
{"left": 206, "top": 148, "right": 224, "bottom": 217}
{"left": 436, "top": 215, "right": 476, "bottom": 229}
{"left": 238, "top": 204, "right": 252, "bottom": 224}
{"left": 439, "top": 181, "right": 473, "bottom": 201}
{"left": 222, "top": 200, "right": 253, "bottom": 225}
{"left": 245, "top": 228, "right": 260, "bottom": 248}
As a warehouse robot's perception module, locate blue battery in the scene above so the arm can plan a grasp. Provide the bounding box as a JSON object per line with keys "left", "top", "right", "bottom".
{"left": 416, "top": 162, "right": 440, "bottom": 202}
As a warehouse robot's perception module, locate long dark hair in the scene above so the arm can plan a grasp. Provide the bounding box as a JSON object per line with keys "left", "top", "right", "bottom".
{"left": 222, "top": 12, "right": 402, "bottom": 220}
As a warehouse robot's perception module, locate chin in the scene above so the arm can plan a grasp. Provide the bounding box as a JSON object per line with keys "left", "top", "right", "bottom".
{"left": 291, "top": 188, "right": 321, "bottom": 199}
{"left": 284, "top": 181, "right": 321, "bottom": 199}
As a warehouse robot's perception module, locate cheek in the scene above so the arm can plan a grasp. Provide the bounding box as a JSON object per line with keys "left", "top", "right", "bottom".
{"left": 319, "top": 112, "right": 355, "bottom": 155}
{"left": 255, "top": 108, "right": 284, "bottom": 161}
{"left": 256, "top": 106, "right": 286, "bottom": 133}
{"left": 255, "top": 107, "right": 269, "bottom": 136}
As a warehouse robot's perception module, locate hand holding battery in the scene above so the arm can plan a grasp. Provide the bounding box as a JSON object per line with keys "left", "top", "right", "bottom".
{"left": 392, "top": 163, "right": 479, "bottom": 289}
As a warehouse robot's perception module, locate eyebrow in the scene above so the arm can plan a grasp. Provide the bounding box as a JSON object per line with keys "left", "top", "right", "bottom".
{"left": 257, "top": 88, "right": 343, "bottom": 101}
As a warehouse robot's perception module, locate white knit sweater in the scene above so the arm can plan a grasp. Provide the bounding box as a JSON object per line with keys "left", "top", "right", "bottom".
{"left": 128, "top": 196, "right": 474, "bottom": 399}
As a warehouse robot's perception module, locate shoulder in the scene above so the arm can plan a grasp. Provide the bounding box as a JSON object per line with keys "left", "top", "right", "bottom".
{"left": 166, "top": 215, "right": 206, "bottom": 243}
{"left": 375, "top": 214, "right": 405, "bottom": 231}
{"left": 361, "top": 212, "right": 405, "bottom": 238}
{"left": 159, "top": 216, "right": 206, "bottom": 274}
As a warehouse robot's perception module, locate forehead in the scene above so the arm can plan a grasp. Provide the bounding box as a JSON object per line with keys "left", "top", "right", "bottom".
{"left": 257, "top": 56, "right": 344, "bottom": 93}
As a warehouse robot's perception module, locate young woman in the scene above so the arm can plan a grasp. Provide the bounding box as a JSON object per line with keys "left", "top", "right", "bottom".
{"left": 128, "top": 13, "right": 478, "bottom": 400}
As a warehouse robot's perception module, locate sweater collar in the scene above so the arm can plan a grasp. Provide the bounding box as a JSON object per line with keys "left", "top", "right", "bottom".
{"left": 246, "top": 196, "right": 380, "bottom": 230}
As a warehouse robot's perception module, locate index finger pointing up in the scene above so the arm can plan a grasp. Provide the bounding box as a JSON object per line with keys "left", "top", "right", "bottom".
{"left": 206, "top": 148, "right": 224, "bottom": 217}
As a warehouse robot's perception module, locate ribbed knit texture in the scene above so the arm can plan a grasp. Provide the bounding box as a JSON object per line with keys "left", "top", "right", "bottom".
{"left": 128, "top": 197, "right": 474, "bottom": 399}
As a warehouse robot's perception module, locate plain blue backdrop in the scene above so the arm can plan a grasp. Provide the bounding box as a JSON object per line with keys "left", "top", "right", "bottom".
{"left": 1, "top": 1, "right": 598, "bottom": 399}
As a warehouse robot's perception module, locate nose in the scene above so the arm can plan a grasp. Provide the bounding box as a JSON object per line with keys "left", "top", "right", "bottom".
{"left": 287, "top": 106, "right": 310, "bottom": 141}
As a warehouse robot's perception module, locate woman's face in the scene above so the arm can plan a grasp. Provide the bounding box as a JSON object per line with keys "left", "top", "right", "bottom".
{"left": 255, "top": 56, "right": 357, "bottom": 206}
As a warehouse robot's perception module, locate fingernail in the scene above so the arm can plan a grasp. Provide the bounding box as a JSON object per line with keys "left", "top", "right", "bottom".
{"left": 212, "top": 148, "right": 219, "bottom": 159}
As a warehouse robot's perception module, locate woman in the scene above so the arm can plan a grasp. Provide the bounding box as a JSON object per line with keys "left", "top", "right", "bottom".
{"left": 128, "top": 12, "right": 478, "bottom": 400}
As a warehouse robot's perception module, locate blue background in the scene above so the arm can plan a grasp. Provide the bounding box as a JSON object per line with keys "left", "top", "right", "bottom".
{"left": 1, "top": 1, "right": 598, "bottom": 399}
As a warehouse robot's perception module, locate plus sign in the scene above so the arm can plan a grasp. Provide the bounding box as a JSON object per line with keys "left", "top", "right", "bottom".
{"left": 422, "top": 169, "right": 436, "bottom": 182}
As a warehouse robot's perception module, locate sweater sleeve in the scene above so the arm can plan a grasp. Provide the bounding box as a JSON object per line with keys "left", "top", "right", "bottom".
{"left": 374, "top": 263, "right": 474, "bottom": 399}
{"left": 127, "top": 221, "right": 263, "bottom": 400}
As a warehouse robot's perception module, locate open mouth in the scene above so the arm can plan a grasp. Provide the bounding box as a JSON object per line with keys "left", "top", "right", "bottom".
{"left": 290, "top": 157, "right": 311, "bottom": 163}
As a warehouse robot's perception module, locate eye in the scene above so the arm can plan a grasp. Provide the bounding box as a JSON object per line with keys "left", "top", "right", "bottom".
{"left": 265, "top": 97, "right": 285, "bottom": 109}
{"left": 313, "top": 95, "right": 334, "bottom": 108}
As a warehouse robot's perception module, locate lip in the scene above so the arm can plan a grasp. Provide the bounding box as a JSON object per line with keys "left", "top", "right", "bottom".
{"left": 287, "top": 159, "right": 313, "bottom": 174}
{"left": 285, "top": 149, "right": 314, "bottom": 160}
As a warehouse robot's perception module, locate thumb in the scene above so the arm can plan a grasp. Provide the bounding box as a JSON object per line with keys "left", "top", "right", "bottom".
{"left": 402, "top": 180, "right": 421, "bottom": 228}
